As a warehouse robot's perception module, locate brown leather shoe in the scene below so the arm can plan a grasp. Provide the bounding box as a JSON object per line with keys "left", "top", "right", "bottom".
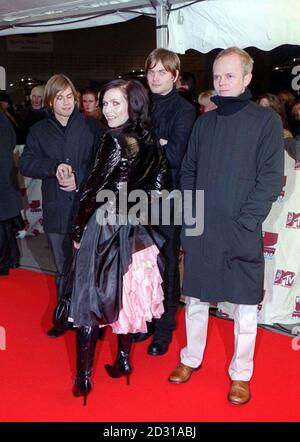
{"left": 168, "top": 363, "right": 200, "bottom": 384}
{"left": 228, "top": 380, "right": 250, "bottom": 405}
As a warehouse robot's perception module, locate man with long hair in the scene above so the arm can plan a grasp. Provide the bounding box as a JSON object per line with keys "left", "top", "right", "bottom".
{"left": 20, "top": 74, "right": 104, "bottom": 337}
{"left": 137, "top": 49, "right": 196, "bottom": 356}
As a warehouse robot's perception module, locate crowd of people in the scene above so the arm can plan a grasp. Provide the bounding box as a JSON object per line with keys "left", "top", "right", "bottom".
{"left": 1, "top": 46, "right": 299, "bottom": 407}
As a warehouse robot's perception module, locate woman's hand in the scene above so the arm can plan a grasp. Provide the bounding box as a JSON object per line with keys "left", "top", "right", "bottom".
{"left": 73, "top": 241, "right": 81, "bottom": 250}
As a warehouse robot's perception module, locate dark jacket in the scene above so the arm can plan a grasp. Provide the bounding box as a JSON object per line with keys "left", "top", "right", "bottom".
{"left": 73, "top": 123, "right": 167, "bottom": 243}
{"left": 181, "top": 90, "right": 284, "bottom": 304}
{"left": 19, "top": 110, "right": 104, "bottom": 233}
{"left": 150, "top": 87, "right": 196, "bottom": 191}
{"left": 0, "top": 113, "right": 21, "bottom": 221}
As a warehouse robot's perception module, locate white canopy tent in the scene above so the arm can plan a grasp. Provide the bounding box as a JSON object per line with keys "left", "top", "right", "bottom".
{"left": 0, "top": 0, "right": 167, "bottom": 45}
{"left": 168, "top": 0, "right": 300, "bottom": 53}
{"left": 0, "top": 0, "right": 170, "bottom": 88}
{"left": 1, "top": 0, "right": 300, "bottom": 49}
{"left": 0, "top": 0, "right": 300, "bottom": 86}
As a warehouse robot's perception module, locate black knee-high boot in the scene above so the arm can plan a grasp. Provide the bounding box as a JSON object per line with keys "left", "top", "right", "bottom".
{"left": 105, "top": 334, "right": 133, "bottom": 385}
{"left": 73, "top": 325, "right": 98, "bottom": 405}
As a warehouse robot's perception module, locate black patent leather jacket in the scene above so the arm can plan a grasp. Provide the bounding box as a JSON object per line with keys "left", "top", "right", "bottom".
{"left": 72, "top": 122, "right": 167, "bottom": 242}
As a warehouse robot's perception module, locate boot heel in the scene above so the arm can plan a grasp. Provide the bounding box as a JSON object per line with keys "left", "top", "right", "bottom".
{"left": 83, "top": 393, "right": 87, "bottom": 406}
{"left": 126, "top": 373, "right": 130, "bottom": 386}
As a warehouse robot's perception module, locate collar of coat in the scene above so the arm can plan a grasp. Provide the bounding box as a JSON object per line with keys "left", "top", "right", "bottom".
{"left": 107, "top": 120, "right": 151, "bottom": 141}
{"left": 47, "top": 107, "right": 78, "bottom": 132}
{"left": 211, "top": 88, "right": 252, "bottom": 116}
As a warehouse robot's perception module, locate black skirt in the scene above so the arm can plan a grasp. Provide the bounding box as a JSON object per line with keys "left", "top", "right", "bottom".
{"left": 69, "top": 208, "right": 164, "bottom": 327}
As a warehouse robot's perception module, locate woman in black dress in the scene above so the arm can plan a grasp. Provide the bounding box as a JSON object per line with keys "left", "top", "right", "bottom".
{"left": 70, "top": 79, "right": 166, "bottom": 405}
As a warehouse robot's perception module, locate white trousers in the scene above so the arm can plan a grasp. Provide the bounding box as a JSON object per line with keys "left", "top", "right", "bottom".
{"left": 180, "top": 297, "right": 258, "bottom": 381}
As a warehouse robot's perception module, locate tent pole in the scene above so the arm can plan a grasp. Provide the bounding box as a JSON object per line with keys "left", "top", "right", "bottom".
{"left": 0, "top": 66, "right": 6, "bottom": 90}
{"left": 155, "top": 2, "right": 168, "bottom": 48}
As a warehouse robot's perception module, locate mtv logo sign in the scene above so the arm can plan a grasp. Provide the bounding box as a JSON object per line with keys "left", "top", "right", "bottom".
{"left": 286, "top": 212, "right": 300, "bottom": 228}
{"left": 263, "top": 232, "right": 278, "bottom": 247}
{"left": 263, "top": 231, "right": 278, "bottom": 259}
{"left": 274, "top": 269, "right": 296, "bottom": 288}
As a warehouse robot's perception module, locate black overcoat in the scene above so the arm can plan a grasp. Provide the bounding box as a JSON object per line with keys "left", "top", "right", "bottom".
{"left": 0, "top": 113, "right": 21, "bottom": 221}
{"left": 181, "top": 98, "right": 284, "bottom": 304}
{"left": 150, "top": 87, "right": 196, "bottom": 190}
{"left": 19, "top": 110, "right": 103, "bottom": 233}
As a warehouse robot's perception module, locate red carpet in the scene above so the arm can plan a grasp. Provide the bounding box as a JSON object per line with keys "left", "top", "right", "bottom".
{"left": 0, "top": 268, "right": 299, "bottom": 422}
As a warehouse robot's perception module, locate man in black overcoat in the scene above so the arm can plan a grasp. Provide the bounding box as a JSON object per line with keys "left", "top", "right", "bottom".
{"left": 168, "top": 48, "right": 284, "bottom": 404}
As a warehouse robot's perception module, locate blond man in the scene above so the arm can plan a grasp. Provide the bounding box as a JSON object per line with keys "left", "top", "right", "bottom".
{"left": 169, "top": 48, "right": 284, "bottom": 405}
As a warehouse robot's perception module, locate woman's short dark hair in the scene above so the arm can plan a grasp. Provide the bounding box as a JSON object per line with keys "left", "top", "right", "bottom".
{"left": 99, "top": 79, "right": 150, "bottom": 128}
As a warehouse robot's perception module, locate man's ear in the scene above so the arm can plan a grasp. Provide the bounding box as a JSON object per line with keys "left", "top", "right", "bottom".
{"left": 173, "top": 70, "right": 179, "bottom": 83}
{"left": 244, "top": 72, "right": 252, "bottom": 88}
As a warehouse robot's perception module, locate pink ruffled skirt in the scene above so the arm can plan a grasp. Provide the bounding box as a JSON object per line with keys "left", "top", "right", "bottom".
{"left": 110, "top": 244, "right": 164, "bottom": 334}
